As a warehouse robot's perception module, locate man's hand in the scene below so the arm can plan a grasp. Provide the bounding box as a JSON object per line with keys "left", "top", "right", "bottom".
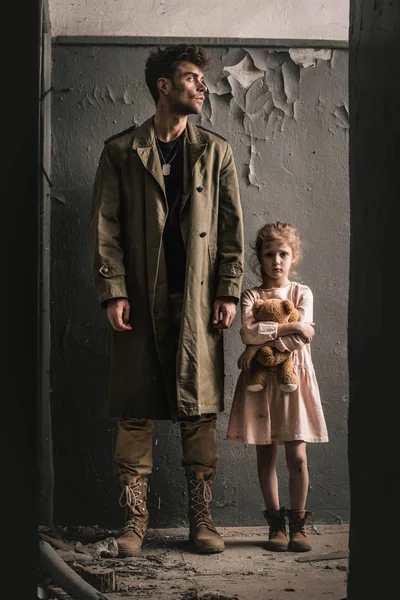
{"left": 212, "top": 297, "right": 237, "bottom": 329}
{"left": 237, "top": 345, "right": 261, "bottom": 371}
{"left": 106, "top": 298, "right": 132, "bottom": 331}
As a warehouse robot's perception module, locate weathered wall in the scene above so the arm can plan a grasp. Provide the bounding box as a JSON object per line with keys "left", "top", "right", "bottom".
{"left": 51, "top": 42, "right": 349, "bottom": 527}
{"left": 49, "top": 0, "right": 349, "bottom": 40}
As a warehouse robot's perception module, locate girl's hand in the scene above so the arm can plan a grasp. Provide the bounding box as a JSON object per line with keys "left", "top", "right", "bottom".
{"left": 296, "top": 322, "right": 315, "bottom": 343}
{"left": 237, "top": 345, "right": 260, "bottom": 371}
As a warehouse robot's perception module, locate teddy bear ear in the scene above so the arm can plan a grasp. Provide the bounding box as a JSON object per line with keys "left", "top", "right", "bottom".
{"left": 253, "top": 299, "right": 264, "bottom": 310}
{"left": 252, "top": 299, "right": 264, "bottom": 315}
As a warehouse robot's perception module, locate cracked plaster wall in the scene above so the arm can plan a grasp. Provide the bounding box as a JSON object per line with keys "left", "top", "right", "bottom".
{"left": 49, "top": 0, "right": 349, "bottom": 39}
{"left": 51, "top": 44, "right": 349, "bottom": 528}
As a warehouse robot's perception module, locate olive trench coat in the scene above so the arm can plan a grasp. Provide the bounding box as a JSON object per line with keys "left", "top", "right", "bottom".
{"left": 91, "top": 117, "right": 244, "bottom": 419}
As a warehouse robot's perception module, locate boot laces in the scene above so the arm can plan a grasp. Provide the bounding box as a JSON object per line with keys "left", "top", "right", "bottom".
{"left": 119, "top": 481, "right": 143, "bottom": 509}
{"left": 264, "top": 511, "right": 286, "bottom": 536}
{"left": 290, "top": 521, "right": 306, "bottom": 536}
{"left": 119, "top": 481, "right": 146, "bottom": 536}
{"left": 271, "top": 522, "right": 286, "bottom": 535}
{"left": 189, "top": 479, "right": 216, "bottom": 530}
{"left": 123, "top": 517, "right": 143, "bottom": 536}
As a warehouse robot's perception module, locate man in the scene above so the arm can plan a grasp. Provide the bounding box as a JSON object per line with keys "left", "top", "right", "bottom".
{"left": 91, "top": 44, "right": 244, "bottom": 557}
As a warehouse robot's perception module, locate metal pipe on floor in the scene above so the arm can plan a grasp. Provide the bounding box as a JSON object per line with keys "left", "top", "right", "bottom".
{"left": 39, "top": 540, "right": 111, "bottom": 600}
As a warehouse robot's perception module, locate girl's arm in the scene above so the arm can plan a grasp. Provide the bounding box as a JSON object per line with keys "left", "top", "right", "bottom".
{"left": 274, "top": 287, "right": 315, "bottom": 352}
{"left": 237, "top": 343, "right": 265, "bottom": 371}
{"left": 240, "top": 290, "right": 279, "bottom": 345}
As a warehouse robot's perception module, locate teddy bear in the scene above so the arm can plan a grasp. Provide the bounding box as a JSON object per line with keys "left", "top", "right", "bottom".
{"left": 247, "top": 298, "right": 299, "bottom": 394}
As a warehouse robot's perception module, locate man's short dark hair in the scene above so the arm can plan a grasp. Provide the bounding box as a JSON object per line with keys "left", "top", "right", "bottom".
{"left": 144, "top": 43, "right": 211, "bottom": 103}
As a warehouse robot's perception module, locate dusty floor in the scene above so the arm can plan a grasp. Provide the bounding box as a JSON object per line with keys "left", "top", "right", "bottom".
{"left": 39, "top": 524, "right": 348, "bottom": 600}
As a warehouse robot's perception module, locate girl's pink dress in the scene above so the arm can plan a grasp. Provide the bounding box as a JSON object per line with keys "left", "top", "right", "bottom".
{"left": 226, "top": 282, "right": 329, "bottom": 445}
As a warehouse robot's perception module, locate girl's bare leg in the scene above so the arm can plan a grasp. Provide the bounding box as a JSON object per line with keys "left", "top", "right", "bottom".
{"left": 284, "top": 441, "right": 308, "bottom": 509}
{"left": 256, "top": 443, "right": 279, "bottom": 510}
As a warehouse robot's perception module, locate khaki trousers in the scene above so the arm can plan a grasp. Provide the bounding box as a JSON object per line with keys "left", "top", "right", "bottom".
{"left": 114, "top": 292, "right": 218, "bottom": 480}
{"left": 114, "top": 414, "right": 218, "bottom": 478}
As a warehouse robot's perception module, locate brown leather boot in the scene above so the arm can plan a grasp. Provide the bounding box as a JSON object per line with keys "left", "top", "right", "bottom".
{"left": 263, "top": 507, "right": 289, "bottom": 551}
{"left": 116, "top": 475, "right": 149, "bottom": 557}
{"left": 187, "top": 470, "right": 225, "bottom": 554}
{"left": 286, "top": 509, "right": 313, "bottom": 552}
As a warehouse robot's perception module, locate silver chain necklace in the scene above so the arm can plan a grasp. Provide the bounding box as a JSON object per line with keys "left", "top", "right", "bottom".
{"left": 155, "top": 135, "right": 182, "bottom": 176}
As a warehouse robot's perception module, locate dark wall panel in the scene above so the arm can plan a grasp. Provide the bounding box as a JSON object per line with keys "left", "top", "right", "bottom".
{"left": 348, "top": 0, "right": 399, "bottom": 596}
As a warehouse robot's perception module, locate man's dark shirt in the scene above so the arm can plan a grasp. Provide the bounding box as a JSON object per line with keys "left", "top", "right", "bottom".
{"left": 156, "top": 134, "right": 186, "bottom": 294}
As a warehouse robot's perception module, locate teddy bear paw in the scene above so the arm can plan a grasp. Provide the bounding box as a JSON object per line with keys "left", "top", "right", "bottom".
{"left": 247, "top": 383, "right": 265, "bottom": 393}
{"left": 280, "top": 383, "right": 297, "bottom": 393}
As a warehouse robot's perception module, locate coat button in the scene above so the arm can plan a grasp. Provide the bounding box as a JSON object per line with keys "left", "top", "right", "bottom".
{"left": 196, "top": 185, "right": 204, "bottom": 192}
{"left": 199, "top": 232, "right": 207, "bottom": 237}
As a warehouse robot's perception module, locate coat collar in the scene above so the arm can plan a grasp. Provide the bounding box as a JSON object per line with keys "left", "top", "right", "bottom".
{"left": 185, "top": 120, "right": 208, "bottom": 174}
{"left": 131, "top": 116, "right": 208, "bottom": 147}
{"left": 131, "top": 117, "right": 164, "bottom": 191}
{"left": 132, "top": 116, "right": 208, "bottom": 177}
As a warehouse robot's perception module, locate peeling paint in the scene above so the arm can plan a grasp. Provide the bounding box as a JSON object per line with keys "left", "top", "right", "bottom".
{"left": 207, "top": 77, "right": 231, "bottom": 96}
{"left": 203, "top": 48, "right": 346, "bottom": 177}
{"left": 289, "top": 48, "right": 332, "bottom": 68}
{"left": 221, "top": 51, "right": 300, "bottom": 146}
{"left": 245, "top": 47, "right": 270, "bottom": 72}
{"left": 282, "top": 59, "right": 300, "bottom": 104}
{"left": 224, "top": 54, "right": 264, "bottom": 89}
{"left": 123, "top": 87, "right": 134, "bottom": 105}
{"left": 245, "top": 78, "right": 270, "bottom": 115}
{"left": 316, "top": 96, "right": 349, "bottom": 132}
{"left": 331, "top": 49, "right": 347, "bottom": 72}
{"left": 248, "top": 139, "right": 263, "bottom": 189}
{"left": 334, "top": 104, "right": 349, "bottom": 128}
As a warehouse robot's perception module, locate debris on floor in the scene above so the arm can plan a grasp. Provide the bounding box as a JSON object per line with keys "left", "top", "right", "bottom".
{"left": 180, "top": 591, "right": 239, "bottom": 600}
{"left": 38, "top": 524, "right": 349, "bottom": 600}
{"left": 75, "top": 537, "right": 119, "bottom": 559}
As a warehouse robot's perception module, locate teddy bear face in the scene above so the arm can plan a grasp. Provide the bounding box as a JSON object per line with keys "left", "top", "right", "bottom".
{"left": 252, "top": 298, "right": 295, "bottom": 323}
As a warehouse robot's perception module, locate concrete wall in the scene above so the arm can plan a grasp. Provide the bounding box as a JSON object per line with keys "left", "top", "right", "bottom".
{"left": 50, "top": 41, "right": 349, "bottom": 528}
{"left": 49, "top": 0, "right": 349, "bottom": 40}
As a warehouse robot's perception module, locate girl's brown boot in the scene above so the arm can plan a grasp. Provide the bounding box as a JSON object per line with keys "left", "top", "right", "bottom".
{"left": 286, "top": 509, "right": 313, "bottom": 552}
{"left": 263, "top": 507, "right": 289, "bottom": 551}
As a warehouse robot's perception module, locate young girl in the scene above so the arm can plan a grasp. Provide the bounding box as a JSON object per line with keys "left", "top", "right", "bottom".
{"left": 226, "top": 221, "right": 328, "bottom": 552}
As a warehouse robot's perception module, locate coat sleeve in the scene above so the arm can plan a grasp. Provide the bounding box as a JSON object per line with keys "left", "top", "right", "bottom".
{"left": 274, "top": 287, "right": 314, "bottom": 352}
{"left": 215, "top": 143, "right": 244, "bottom": 300}
{"left": 91, "top": 142, "right": 128, "bottom": 307}
{"left": 239, "top": 289, "right": 278, "bottom": 345}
